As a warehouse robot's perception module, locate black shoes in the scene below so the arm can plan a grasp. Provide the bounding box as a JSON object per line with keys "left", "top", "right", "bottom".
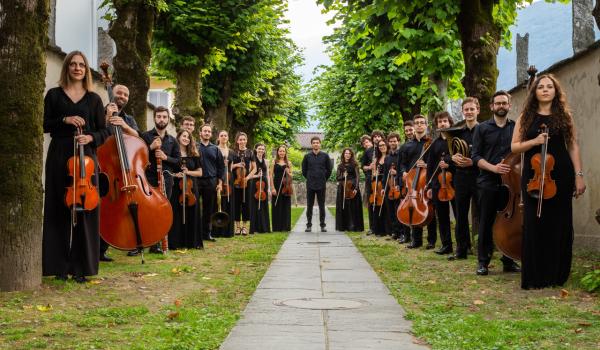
{"left": 127, "top": 249, "right": 140, "bottom": 257}
{"left": 149, "top": 246, "right": 163, "bottom": 254}
{"left": 73, "top": 275, "right": 88, "bottom": 283}
{"left": 447, "top": 253, "right": 467, "bottom": 261}
{"left": 425, "top": 243, "right": 435, "bottom": 250}
{"left": 205, "top": 235, "right": 217, "bottom": 242}
{"left": 397, "top": 235, "right": 409, "bottom": 244}
{"left": 305, "top": 226, "right": 312, "bottom": 232}
{"left": 503, "top": 261, "right": 521, "bottom": 273}
{"left": 434, "top": 245, "right": 453, "bottom": 255}
{"left": 55, "top": 274, "right": 68, "bottom": 281}
{"left": 321, "top": 227, "right": 327, "bottom": 232}
{"left": 476, "top": 264, "right": 489, "bottom": 276}
{"left": 406, "top": 242, "right": 422, "bottom": 249}
{"left": 366, "top": 229, "right": 372, "bottom": 235}
{"left": 100, "top": 253, "right": 114, "bottom": 262}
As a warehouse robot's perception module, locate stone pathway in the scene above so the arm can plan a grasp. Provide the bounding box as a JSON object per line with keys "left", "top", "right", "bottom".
{"left": 220, "top": 209, "right": 429, "bottom": 350}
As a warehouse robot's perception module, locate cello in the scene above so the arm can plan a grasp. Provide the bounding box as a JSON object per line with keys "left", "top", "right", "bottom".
{"left": 97, "top": 63, "right": 173, "bottom": 258}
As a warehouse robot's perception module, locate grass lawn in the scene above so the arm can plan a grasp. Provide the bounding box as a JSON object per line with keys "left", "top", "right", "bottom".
{"left": 329, "top": 206, "right": 600, "bottom": 350}
{"left": 0, "top": 207, "right": 303, "bottom": 350}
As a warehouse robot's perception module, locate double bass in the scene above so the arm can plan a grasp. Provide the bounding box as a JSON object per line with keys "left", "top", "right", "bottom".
{"left": 97, "top": 63, "right": 173, "bottom": 257}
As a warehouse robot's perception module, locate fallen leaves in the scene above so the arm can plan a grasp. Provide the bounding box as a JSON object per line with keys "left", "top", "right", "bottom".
{"left": 473, "top": 300, "right": 485, "bottom": 305}
{"left": 36, "top": 304, "right": 53, "bottom": 312}
{"left": 560, "top": 289, "right": 569, "bottom": 298}
{"left": 229, "top": 267, "right": 241, "bottom": 275}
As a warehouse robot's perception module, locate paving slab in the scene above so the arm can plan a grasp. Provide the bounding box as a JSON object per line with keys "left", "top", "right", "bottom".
{"left": 220, "top": 208, "right": 429, "bottom": 350}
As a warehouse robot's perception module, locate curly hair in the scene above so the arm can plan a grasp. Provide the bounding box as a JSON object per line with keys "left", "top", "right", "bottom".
{"left": 519, "top": 74, "right": 574, "bottom": 146}
{"left": 339, "top": 148, "right": 357, "bottom": 168}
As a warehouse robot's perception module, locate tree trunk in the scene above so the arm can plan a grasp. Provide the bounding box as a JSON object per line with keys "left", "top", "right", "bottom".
{"left": 174, "top": 64, "right": 205, "bottom": 124}
{"left": 109, "top": 0, "right": 157, "bottom": 131}
{"left": 206, "top": 74, "right": 234, "bottom": 131}
{"left": 0, "top": 0, "right": 48, "bottom": 291}
{"left": 458, "top": 0, "right": 500, "bottom": 121}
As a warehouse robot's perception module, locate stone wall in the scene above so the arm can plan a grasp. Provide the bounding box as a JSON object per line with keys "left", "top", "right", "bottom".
{"left": 293, "top": 181, "right": 367, "bottom": 206}
{"left": 508, "top": 42, "right": 600, "bottom": 251}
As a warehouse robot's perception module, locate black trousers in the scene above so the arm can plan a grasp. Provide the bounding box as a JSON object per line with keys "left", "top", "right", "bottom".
{"left": 477, "top": 186, "right": 514, "bottom": 266}
{"left": 410, "top": 215, "right": 437, "bottom": 245}
{"left": 431, "top": 188, "right": 453, "bottom": 247}
{"left": 364, "top": 178, "right": 374, "bottom": 230}
{"left": 306, "top": 187, "right": 326, "bottom": 227}
{"left": 198, "top": 178, "right": 217, "bottom": 238}
{"left": 454, "top": 171, "right": 478, "bottom": 255}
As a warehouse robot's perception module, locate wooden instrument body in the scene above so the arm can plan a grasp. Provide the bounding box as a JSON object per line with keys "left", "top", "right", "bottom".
{"left": 179, "top": 176, "right": 196, "bottom": 206}
{"left": 527, "top": 152, "right": 556, "bottom": 199}
{"left": 254, "top": 179, "right": 267, "bottom": 201}
{"left": 397, "top": 166, "right": 433, "bottom": 227}
{"left": 492, "top": 153, "right": 523, "bottom": 261}
{"left": 65, "top": 149, "right": 99, "bottom": 211}
{"left": 368, "top": 177, "right": 384, "bottom": 206}
{"left": 97, "top": 133, "right": 173, "bottom": 250}
{"left": 387, "top": 165, "right": 401, "bottom": 200}
{"left": 343, "top": 180, "right": 357, "bottom": 199}
{"left": 281, "top": 167, "right": 293, "bottom": 196}
{"left": 437, "top": 169, "right": 455, "bottom": 201}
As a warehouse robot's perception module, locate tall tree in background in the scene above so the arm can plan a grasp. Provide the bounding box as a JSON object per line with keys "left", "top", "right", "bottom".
{"left": 103, "top": 0, "right": 167, "bottom": 130}
{"left": 0, "top": 0, "right": 48, "bottom": 291}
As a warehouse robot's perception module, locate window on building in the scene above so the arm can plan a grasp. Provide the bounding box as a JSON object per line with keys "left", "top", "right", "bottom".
{"left": 148, "top": 90, "right": 170, "bottom": 108}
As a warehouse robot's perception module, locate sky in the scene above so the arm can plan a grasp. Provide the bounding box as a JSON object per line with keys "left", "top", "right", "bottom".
{"left": 285, "top": 0, "right": 334, "bottom": 131}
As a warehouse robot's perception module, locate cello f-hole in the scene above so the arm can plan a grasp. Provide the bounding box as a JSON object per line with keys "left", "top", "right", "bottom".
{"left": 137, "top": 174, "right": 153, "bottom": 196}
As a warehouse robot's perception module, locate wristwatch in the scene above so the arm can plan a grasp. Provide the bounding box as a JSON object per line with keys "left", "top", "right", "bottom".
{"left": 575, "top": 171, "right": 584, "bottom": 177}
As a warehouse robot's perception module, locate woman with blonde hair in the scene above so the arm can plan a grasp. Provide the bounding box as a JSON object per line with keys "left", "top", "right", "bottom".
{"left": 42, "top": 51, "right": 108, "bottom": 282}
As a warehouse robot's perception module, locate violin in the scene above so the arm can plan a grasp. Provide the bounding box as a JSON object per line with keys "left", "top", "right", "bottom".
{"left": 526, "top": 124, "right": 556, "bottom": 217}
{"left": 234, "top": 151, "right": 248, "bottom": 188}
{"left": 387, "top": 164, "right": 401, "bottom": 200}
{"left": 178, "top": 159, "right": 197, "bottom": 207}
{"left": 281, "top": 165, "right": 293, "bottom": 196}
{"left": 396, "top": 137, "right": 433, "bottom": 227}
{"left": 65, "top": 127, "right": 99, "bottom": 219}
{"left": 254, "top": 169, "right": 267, "bottom": 210}
{"left": 437, "top": 154, "right": 455, "bottom": 201}
{"left": 368, "top": 164, "right": 384, "bottom": 208}
{"left": 222, "top": 160, "right": 232, "bottom": 197}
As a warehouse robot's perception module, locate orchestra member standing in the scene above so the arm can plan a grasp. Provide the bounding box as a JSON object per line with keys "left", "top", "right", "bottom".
{"left": 168, "top": 130, "right": 203, "bottom": 249}
{"left": 301, "top": 136, "right": 332, "bottom": 232}
{"left": 249, "top": 143, "right": 271, "bottom": 233}
{"left": 396, "top": 121, "right": 415, "bottom": 243}
{"left": 335, "top": 148, "right": 364, "bottom": 232}
{"left": 42, "top": 51, "right": 108, "bottom": 282}
{"left": 270, "top": 145, "right": 293, "bottom": 232}
{"left": 471, "top": 91, "right": 521, "bottom": 276}
{"left": 231, "top": 132, "right": 254, "bottom": 236}
{"left": 448, "top": 97, "right": 480, "bottom": 261}
{"left": 385, "top": 132, "right": 402, "bottom": 239}
{"left": 370, "top": 140, "right": 389, "bottom": 236}
{"left": 510, "top": 75, "right": 585, "bottom": 289}
{"left": 215, "top": 130, "right": 235, "bottom": 238}
{"left": 197, "top": 124, "right": 224, "bottom": 242}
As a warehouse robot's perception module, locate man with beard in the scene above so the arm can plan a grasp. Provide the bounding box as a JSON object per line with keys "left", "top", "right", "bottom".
{"left": 197, "top": 123, "right": 224, "bottom": 242}
{"left": 471, "top": 91, "right": 521, "bottom": 276}
{"left": 130, "top": 106, "right": 180, "bottom": 255}
{"left": 101, "top": 84, "right": 140, "bottom": 261}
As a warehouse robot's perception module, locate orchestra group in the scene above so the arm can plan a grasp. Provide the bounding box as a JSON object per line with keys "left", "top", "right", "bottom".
{"left": 43, "top": 51, "right": 586, "bottom": 291}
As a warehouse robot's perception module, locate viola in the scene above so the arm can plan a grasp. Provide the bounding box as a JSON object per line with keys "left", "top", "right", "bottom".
{"left": 178, "top": 160, "right": 197, "bottom": 207}
{"left": 437, "top": 155, "right": 455, "bottom": 202}
{"left": 526, "top": 124, "right": 556, "bottom": 217}
{"left": 396, "top": 137, "right": 433, "bottom": 227}
{"left": 97, "top": 62, "right": 172, "bottom": 255}
{"left": 233, "top": 151, "right": 248, "bottom": 189}
{"left": 492, "top": 153, "right": 523, "bottom": 261}
{"left": 65, "top": 127, "right": 99, "bottom": 215}
{"left": 255, "top": 169, "right": 267, "bottom": 210}
{"left": 387, "top": 164, "right": 401, "bottom": 200}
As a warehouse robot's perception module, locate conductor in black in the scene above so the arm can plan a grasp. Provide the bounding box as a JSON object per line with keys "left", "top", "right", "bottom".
{"left": 301, "top": 136, "right": 333, "bottom": 232}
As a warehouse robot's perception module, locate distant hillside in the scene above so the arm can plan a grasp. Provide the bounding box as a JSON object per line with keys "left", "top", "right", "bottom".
{"left": 496, "top": 1, "right": 600, "bottom": 90}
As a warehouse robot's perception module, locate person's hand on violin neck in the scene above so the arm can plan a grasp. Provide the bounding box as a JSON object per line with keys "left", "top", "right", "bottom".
{"left": 439, "top": 160, "right": 449, "bottom": 169}
{"left": 76, "top": 134, "right": 93, "bottom": 145}
{"left": 65, "top": 115, "right": 86, "bottom": 128}
{"left": 155, "top": 149, "right": 167, "bottom": 161}
{"left": 532, "top": 132, "right": 549, "bottom": 146}
{"left": 416, "top": 159, "right": 427, "bottom": 168}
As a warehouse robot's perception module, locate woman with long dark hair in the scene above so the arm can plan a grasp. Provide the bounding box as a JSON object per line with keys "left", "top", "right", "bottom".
{"left": 231, "top": 132, "right": 254, "bottom": 235}
{"left": 42, "top": 51, "right": 108, "bottom": 282}
{"left": 335, "top": 148, "right": 364, "bottom": 232}
{"left": 270, "top": 145, "right": 292, "bottom": 232}
{"left": 370, "top": 140, "right": 389, "bottom": 236}
{"left": 214, "top": 130, "right": 235, "bottom": 238}
{"left": 511, "top": 74, "right": 586, "bottom": 289}
{"left": 168, "top": 129, "right": 203, "bottom": 249}
{"left": 249, "top": 143, "right": 271, "bottom": 233}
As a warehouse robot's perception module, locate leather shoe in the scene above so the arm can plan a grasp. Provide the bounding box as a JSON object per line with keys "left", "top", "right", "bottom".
{"left": 476, "top": 264, "right": 489, "bottom": 276}
{"left": 503, "top": 261, "right": 521, "bottom": 273}
{"left": 73, "top": 275, "right": 88, "bottom": 283}
{"left": 435, "top": 245, "right": 453, "bottom": 255}
{"left": 406, "top": 242, "right": 422, "bottom": 249}
{"left": 425, "top": 243, "right": 435, "bottom": 250}
{"left": 366, "top": 229, "right": 372, "bottom": 235}
{"left": 55, "top": 274, "right": 68, "bottom": 281}
{"left": 100, "top": 254, "right": 113, "bottom": 262}
{"left": 305, "top": 226, "right": 312, "bottom": 232}
{"left": 127, "top": 249, "right": 140, "bottom": 257}
{"left": 398, "top": 235, "right": 409, "bottom": 244}
{"left": 447, "top": 253, "right": 467, "bottom": 261}
{"left": 321, "top": 227, "right": 327, "bottom": 232}
{"left": 149, "top": 246, "right": 163, "bottom": 254}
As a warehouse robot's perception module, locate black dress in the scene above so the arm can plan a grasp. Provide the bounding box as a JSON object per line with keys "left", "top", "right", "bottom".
{"left": 232, "top": 149, "right": 253, "bottom": 222}
{"left": 42, "top": 87, "right": 107, "bottom": 277}
{"left": 213, "top": 149, "right": 235, "bottom": 238}
{"left": 335, "top": 163, "right": 364, "bottom": 232}
{"left": 271, "top": 162, "right": 292, "bottom": 232}
{"left": 168, "top": 156, "right": 203, "bottom": 249}
{"left": 250, "top": 157, "right": 271, "bottom": 233}
{"left": 370, "top": 162, "right": 388, "bottom": 235}
{"left": 521, "top": 114, "right": 575, "bottom": 289}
